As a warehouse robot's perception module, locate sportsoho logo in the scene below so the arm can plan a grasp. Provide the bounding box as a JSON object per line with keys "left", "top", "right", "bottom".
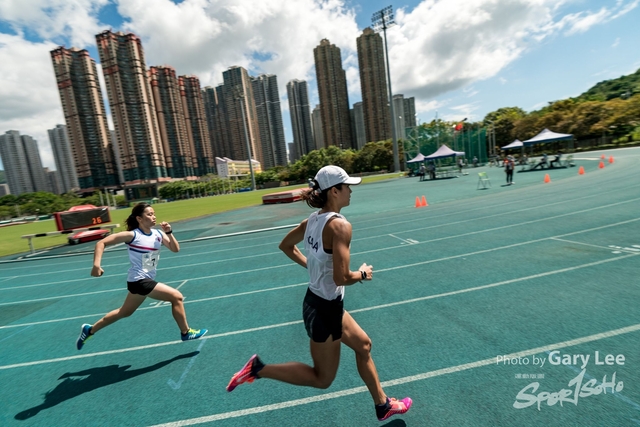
{"left": 496, "top": 351, "right": 626, "bottom": 411}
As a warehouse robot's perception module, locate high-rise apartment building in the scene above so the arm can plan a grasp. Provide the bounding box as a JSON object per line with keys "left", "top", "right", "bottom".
{"left": 314, "top": 39, "right": 353, "bottom": 149}
{"left": 252, "top": 74, "right": 287, "bottom": 169}
{"left": 404, "top": 97, "right": 416, "bottom": 128}
{"left": 352, "top": 102, "right": 366, "bottom": 149}
{"left": 181, "top": 75, "right": 215, "bottom": 176}
{"left": 203, "top": 85, "right": 231, "bottom": 163}
{"left": 96, "top": 30, "right": 166, "bottom": 183}
{"left": 149, "top": 65, "right": 194, "bottom": 178}
{"left": 44, "top": 168, "right": 63, "bottom": 195}
{"left": 221, "top": 66, "right": 262, "bottom": 165}
{"left": 357, "top": 28, "right": 392, "bottom": 144}
{"left": 311, "top": 104, "right": 324, "bottom": 151}
{"left": 50, "top": 46, "right": 117, "bottom": 190}
{"left": 48, "top": 124, "right": 79, "bottom": 193}
{"left": 393, "top": 94, "right": 407, "bottom": 140}
{"left": 0, "top": 130, "right": 33, "bottom": 195}
{"left": 21, "top": 135, "right": 50, "bottom": 193}
{"left": 286, "top": 79, "right": 315, "bottom": 161}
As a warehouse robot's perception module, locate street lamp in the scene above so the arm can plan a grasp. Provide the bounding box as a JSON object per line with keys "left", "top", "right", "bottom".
{"left": 372, "top": 5, "right": 400, "bottom": 173}
{"left": 234, "top": 86, "right": 256, "bottom": 191}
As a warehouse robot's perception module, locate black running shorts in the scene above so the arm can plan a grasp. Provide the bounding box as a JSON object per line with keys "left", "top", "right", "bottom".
{"left": 127, "top": 278, "right": 158, "bottom": 296}
{"left": 302, "top": 288, "right": 344, "bottom": 342}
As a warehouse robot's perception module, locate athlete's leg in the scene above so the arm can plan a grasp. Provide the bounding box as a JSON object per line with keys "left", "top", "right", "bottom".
{"left": 341, "top": 310, "right": 386, "bottom": 405}
{"left": 258, "top": 336, "right": 341, "bottom": 389}
{"left": 91, "top": 292, "right": 147, "bottom": 334}
{"left": 147, "top": 283, "right": 189, "bottom": 333}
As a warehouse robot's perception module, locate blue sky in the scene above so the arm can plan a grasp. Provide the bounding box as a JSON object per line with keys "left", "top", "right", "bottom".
{"left": 0, "top": 0, "right": 638, "bottom": 170}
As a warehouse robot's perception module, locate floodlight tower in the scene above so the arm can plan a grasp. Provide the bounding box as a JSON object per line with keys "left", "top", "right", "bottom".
{"left": 372, "top": 5, "right": 399, "bottom": 172}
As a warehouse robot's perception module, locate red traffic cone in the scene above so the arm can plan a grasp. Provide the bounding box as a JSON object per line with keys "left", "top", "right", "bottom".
{"left": 600, "top": 154, "right": 605, "bottom": 160}
{"left": 599, "top": 161, "right": 605, "bottom": 169}
{"left": 608, "top": 156, "right": 614, "bottom": 164}
{"left": 544, "top": 174, "right": 551, "bottom": 183}
{"left": 578, "top": 166, "right": 585, "bottom": 175}
{"left": 415, "top": 196, "right": 422, "bottom": 208}
{"left": 421, "top": 195, "right": 428, "bottom": 207}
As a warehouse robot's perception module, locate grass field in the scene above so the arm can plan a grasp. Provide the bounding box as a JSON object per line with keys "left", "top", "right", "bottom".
{"left": 0, "top": 173, "right": 400, "bottom": 258}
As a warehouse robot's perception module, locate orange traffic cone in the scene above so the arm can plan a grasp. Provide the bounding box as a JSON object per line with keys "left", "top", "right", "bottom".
{"left": 609, "top": 156, "right": 614, "bottom": 164}
{"left": 578, "top": 166, "right": 585, "bottom": 175}
{"left": 544, "top": 173, "right": 551, "bottom": 183}
{"left": 421, "top": 195, "right": 428, "bottom": 207}
{"left": 599, "top": 161, "right": 605, "bottom": 169}
{"left": 600, "top": 154, "right": 605, "bottom": 160}
{"left": 415, "top": 196, "right": 422, "bottom": 208}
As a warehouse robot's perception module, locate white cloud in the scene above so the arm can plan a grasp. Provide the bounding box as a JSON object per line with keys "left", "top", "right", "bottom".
{"left": 0, "top": 0, "right": 109, "bottom": 47}
{"left": 387, "top": 0, "right": 638, "bottom": 101}
{"left": 116, "top": 0, "right": 359, "bottom": 93}
{"left": 612, "top": 37, "right": 620, "bottom": 48}
{"left": 0, "top": 34, "right": 63, "bottom": 169}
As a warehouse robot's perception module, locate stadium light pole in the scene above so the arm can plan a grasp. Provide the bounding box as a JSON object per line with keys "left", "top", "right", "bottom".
{"left": 372, "top": 5, "right": 400, "bottom": 173}
{"left": 234, "top": 86, "right": 256, "bottom": 191}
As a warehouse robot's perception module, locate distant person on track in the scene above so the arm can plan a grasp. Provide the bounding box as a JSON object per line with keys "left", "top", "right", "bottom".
{"left": 549, "top": 151, "right": 563, "bottom": 168}
{"left": 532, "top": 153, "right": 548, "bottom": 170}
{"left": 76, "top": 202, "right": 207, "bottom": 350}
{"left": 226, "top": 165, "right": 412, "bottom": 422}
{"left": 505, "top": 155, "right": 515, "bottom": 185}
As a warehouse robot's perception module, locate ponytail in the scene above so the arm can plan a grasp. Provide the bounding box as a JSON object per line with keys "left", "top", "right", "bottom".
{"left": 301, "top": 180, "right": 342, "bottom": 209}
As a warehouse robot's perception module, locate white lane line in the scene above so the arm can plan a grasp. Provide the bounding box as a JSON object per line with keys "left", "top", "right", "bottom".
{"left": 0, "top": 283, "right": 306, "bottom": 330}
{"left": 148, "top": 323, "right": 640, "bottom": 426}
{"left": 0, "top": 325, "right": 33, "bottom": 343}
{"left": 552, "top": 238, "right": 640, "bottom": 253}
{"left": 0, "top": 253, "right": 635, "bottom": 371}
{"left": 388, "top": 234, "right": 413, "bottom": 244}
{"left": 0, "top": 288, "right": 123, "bottom": 307}
{"left": 167, "top": 339, "right": 206, "bottom": 390}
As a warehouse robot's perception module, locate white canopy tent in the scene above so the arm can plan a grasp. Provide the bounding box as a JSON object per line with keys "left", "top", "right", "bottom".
{"left": 406, "top": 153, "right": 427, "bottom": 163}
{"left": 425, "top": 144, "right": 465, "bottom": 160}
{"left": 523, "top": 129, "right": 573, "bottom": 146}
{"left": 501, "top": 139, "right": 523, "bottom": 150}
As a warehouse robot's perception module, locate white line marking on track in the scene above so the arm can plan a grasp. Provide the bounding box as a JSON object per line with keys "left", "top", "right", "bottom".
{"left": 388, "top": 234, "right": 413, "bottom": 244}
{"left": 0, "top": 253, "right": 636, "bottom": 371}
{"left": 167, "top": 339, "right": 205, "bottom": 390}
{"left": 148, "top": 323, "right": 640, "bottom": 426}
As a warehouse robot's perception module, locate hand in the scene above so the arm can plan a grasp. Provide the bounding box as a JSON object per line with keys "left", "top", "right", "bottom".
{"left": 160, "top": 221, "right": 172, "bottom": 233}
{"left": 359, "top": 263, "right": 373, "bottom": 281}
{"left": 91, "top": 265, "right": 104, "bottom": 277}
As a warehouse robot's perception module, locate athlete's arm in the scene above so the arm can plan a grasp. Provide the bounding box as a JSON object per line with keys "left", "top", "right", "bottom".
{"left": 91, "top": 231, "right": 134, "bottom": 277}
{"left": 329, "top": 219, "right": 372, "bottom": 286}
{"left": 279, "top": 219, "right": 308, "bottom": 268}
{"left": 160, "top": 221, "right": 179, "bottom": 252}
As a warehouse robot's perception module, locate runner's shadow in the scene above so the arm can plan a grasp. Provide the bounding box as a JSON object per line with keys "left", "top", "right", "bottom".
{"left": 15, "top": 351, "right": 199, "bottom": 420}
{"left": 382, "top": 420, "right": 407, "bottom": 426}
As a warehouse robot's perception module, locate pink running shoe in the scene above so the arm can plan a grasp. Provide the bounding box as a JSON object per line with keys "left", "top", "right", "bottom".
{"left": 227, "top": 354, "right": 260, "bottom": 392}
{"left": 378, "top": 397, "right": 412, "bottom": 421}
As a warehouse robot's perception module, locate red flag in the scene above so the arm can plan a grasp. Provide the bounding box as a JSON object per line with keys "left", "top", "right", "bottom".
{"left": 454, "top": 122, "right": 464, "bottom": 131}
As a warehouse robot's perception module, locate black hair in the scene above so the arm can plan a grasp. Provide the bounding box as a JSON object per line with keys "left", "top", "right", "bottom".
{"left": 301, "top": 180, "right": 343, "bottom": 209}
{"left": 126, "top": 202, "right": 152, "bottom": 231}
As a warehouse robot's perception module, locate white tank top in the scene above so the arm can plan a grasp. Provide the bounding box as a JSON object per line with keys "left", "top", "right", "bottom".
{"left": 304, "top": 211, "right": 345, "bottom": 301}
{"left": 126, "top": 228, "right": 163, "bottom": 281}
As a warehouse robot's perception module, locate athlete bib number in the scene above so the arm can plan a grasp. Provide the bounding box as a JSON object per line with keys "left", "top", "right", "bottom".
{"left": 142, "top": 252, "right": 159, "bottom": 271}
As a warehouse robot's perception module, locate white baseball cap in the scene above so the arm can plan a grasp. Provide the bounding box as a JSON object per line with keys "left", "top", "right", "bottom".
{"left": 314, "top": 165, "right": 362, "bottom": 190}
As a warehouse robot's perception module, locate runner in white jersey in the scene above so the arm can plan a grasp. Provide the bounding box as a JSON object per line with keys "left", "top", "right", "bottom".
{"left": 75, "top": 203, "right": 207, "bottom": 350}
{"left": 226, "top": 166, "right": 412, "bottom": 422}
